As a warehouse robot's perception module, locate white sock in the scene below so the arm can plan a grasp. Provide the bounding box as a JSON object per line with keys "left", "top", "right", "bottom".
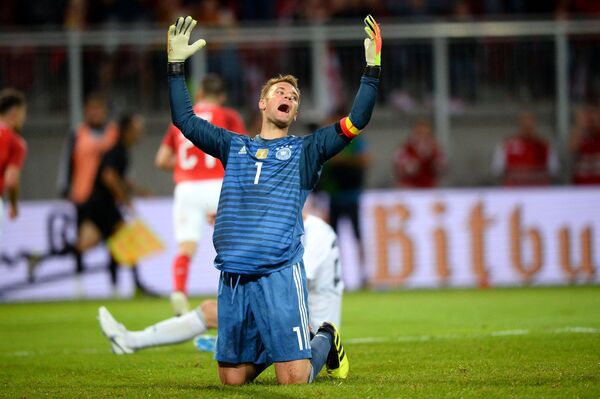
{"left": 125, "top": 309, "right": 207, "bottom": 350}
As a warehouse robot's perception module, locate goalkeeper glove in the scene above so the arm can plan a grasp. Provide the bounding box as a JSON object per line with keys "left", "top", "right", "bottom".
{"left": 167, "top": 16, "right": 206, "bottom": 63}
{"left": 363, "top": 15, "right": 381, "bottom": 67}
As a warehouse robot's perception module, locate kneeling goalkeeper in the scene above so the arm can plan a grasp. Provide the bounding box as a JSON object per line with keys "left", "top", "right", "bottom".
{"left": 167, "top": 15, "right": 381, "bottom": 385}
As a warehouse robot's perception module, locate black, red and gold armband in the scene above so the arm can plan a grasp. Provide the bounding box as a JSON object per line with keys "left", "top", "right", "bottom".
{"left": 338, "top": 116, "right": 363, "bottom": 140}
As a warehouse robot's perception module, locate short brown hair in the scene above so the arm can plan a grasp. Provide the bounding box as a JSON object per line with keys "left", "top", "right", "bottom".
{"left": 260, "top": 75, "right": 300, "bottom": 103}
{"left": 0, "top": 88, "right": 26, "bottom": 115}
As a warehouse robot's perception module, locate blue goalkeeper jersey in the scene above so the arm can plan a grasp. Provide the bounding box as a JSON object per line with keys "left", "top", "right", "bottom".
{"left": 169, "top": 72, "right": 379, "bottom": 274}
{"left": 215, "top": 135, "right": 306, "bottom": 273}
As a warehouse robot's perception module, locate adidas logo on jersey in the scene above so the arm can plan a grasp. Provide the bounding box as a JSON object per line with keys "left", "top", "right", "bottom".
{"left": 238, "top": 146, "right": 247, "bottom": 154}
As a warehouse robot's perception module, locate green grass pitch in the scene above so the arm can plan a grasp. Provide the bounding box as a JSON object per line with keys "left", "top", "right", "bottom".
{"left": 1, "top": 286, "right": 599, "bottom": 398}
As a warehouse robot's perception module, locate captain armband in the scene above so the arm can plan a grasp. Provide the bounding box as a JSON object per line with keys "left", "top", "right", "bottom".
{"left": 337, "top": 116, "right": 363, "bottom": 140}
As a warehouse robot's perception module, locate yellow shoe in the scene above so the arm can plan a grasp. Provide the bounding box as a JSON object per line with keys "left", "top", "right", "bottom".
{"left": 318, "top": 321, "right": 349, "bottom": 379}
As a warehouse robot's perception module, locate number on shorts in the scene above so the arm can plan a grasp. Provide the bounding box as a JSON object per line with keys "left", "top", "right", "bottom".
{"left": 293, "top": 326, "right": 303, "bottom": 350}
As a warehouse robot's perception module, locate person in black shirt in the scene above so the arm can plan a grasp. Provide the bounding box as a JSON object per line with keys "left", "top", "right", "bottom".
{"left": 77, "top": 113, "right": 142, "bottom": 249}
{"left": 26, "top": 112, "right": 152, "bottom": 296}
{"left": 77, "top": 112, "right": 153, "bottom": 295}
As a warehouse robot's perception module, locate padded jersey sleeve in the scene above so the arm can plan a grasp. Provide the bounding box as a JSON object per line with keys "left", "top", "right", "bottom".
{"left": 300, "top": 74, "right": 379, "bottom": 190}
{"left": 301, "top": 124, "right": 345, "bottom": 190}
{"left": 340, "top": 75, "right": 380, "bottom": 138}
{"left": 169, "top": 74, "right": 235, "bottom": 166}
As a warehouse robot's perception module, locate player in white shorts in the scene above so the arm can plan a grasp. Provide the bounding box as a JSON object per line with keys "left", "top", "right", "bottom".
{"left": 97, "top": 212, "right": 344, "bottom": 354}
{"left": 155, "top": 74, "right": 246, "bottom": 315}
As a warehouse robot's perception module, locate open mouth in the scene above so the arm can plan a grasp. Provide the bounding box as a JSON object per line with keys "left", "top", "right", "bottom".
{"left": 277, "top": 104, "right": 290, "bottom": 114}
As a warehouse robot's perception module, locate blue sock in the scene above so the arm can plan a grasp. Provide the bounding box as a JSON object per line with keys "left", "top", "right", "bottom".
{"left": 308, "top": 331, "right": 332, "bottom": 382}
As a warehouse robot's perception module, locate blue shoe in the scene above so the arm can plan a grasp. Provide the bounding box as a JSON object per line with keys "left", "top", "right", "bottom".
{"left": 194, "top": 335, "right": 216, "bottom": 352}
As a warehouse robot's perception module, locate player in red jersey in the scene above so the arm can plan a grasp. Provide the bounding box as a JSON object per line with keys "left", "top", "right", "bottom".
{"left": 492, "top": 112, "right": 559, "bottom": 186}
{"left": 155, "top": 74, "right": 246, "bottom": 315}
{"left": 570, "top": 105, "right": 600, "bottom": 185}
{"left": 393, "top": 120, "right": 446, "bottom": 188}
{"left": 0, "top": 89, "right": 28, "bottom": 235}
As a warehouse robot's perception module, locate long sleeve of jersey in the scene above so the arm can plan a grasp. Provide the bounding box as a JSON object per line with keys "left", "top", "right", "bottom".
{"left": 169, "top": 73, "right": 234, "bottom": 166}
{"left": 301, "top": 74, "right": 380, "bottom": 189}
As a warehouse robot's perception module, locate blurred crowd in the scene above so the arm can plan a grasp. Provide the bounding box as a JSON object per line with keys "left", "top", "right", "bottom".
{"left": 389, "top": 105, "right": 600, "bottom": 189}
{"left": 1, "top": 0, "right": 600, "bottom": 202}
{"left": 1, "top": 0, "right": 600, "bottom": 29}
{"left": 1, "top": 0, "right": 599, "bottom": 112}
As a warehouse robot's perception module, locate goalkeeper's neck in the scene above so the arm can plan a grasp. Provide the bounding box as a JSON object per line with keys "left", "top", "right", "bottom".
{"left": 258, "top": 119, "right": 292, "bottom": 140}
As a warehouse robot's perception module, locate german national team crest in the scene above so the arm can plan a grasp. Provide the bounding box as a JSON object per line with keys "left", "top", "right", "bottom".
{"left": 255, "top": 149, "right": 269, "bottom": 159}
{"left": 276, "top": 146, "right": 292, "bottom": 161}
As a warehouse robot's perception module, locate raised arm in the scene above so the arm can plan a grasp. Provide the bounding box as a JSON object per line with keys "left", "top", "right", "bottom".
{"left": 167, "top": 16, "right": 234, "bottom": 164}
{"left": 301, "top": 16, "right": 381, "bottom": 188}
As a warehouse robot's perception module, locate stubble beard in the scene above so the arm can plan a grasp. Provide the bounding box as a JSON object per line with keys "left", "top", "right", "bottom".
{"left": 268, "top": 115, "right": 292, "bottom": 130}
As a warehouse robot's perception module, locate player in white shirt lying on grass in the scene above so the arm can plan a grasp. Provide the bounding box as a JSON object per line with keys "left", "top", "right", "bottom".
{"left": 98, "top": 212, "right": 343, "bottom": 354}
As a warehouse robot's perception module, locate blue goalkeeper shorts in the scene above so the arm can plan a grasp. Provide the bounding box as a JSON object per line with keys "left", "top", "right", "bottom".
{"left": 215, "top": 262, "right": 312, "bottom": 364}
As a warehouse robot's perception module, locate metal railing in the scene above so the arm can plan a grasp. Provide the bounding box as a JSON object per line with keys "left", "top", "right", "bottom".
{"left": 1, "top": 19, "right": 599, "bottom": 139}
{"left": 1, "top": 19, "right": 599, "bottom": 196}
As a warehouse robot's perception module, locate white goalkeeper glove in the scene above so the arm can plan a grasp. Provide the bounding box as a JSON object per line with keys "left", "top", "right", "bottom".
{"left": 363, "top": 15, "right": 381, "bottom": 67}
{"left": 167, "top": 16, "right": 206, "bottom": 63}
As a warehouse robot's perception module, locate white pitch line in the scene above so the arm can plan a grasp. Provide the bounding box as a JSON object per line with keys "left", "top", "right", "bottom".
{"left": 346, "top": 337, "right": 389, "bottom": 344}
{"left": 12, "top": 351, "right": 33, "bottom": 357}
{"left": 346, "top": 326, "right": 600, "bottom": 345}
{"left": 490, "top": 329, "right": 530, "bottom": 336}
{"left": 3, "top": 327, "right": 599, "bottom": 357}
{"left": 551, "top": 327, "right": 600, "bottom": 334}
{"left": 3, "top": 348, "right": 103, "bottom": 357}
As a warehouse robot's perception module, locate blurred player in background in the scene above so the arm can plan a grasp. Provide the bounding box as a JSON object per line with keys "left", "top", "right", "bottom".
{"left": 55, "top": 93, "right": 119, "bottom": 288}
{"left": 492, "top": 111, "right": 559, "bottom": 186}
{"left": 0, "top": 89, "right": 28, "bottom": 235}
{"left": 165, "top": 14, "right": 379, "bottom": 384}
{"left": 570, "top": 105, "right": 600, "bottom": 185}
{"left": 61, "top": 93, "right": 119, "bottom": 201}
{"left": 28, "top": 112, "right": 151, "bottom": 295}
{"left": 98, "top": 211, "right": 343, "bottom": 354}
{"left": 393, "top": 120, "right": 446, "bottom": 188}
{"left": 155, "top": 74, "right": 246, "bottom": 315}
{"left": 75, "top": 113, "right": 148, "bottom": 295}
